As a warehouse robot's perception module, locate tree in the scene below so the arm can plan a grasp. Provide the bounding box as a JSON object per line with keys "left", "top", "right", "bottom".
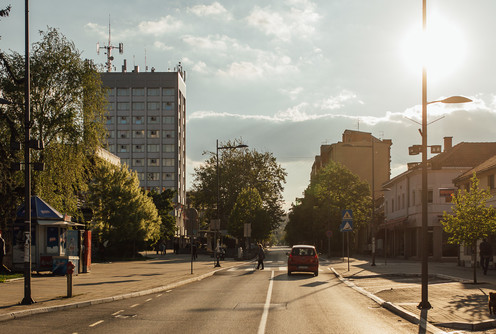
{"left": 190, "top": 140, "right": 286, "bottom": 241}
{"left": 0, "top": 28, "right": 108, "bottom": 224}
{"left": 229, "top": 187, "right": 272, "bottom": 243}
{"left": 441, "top": 173, "right": 496, "bottom": 283}
{"left": 285, "top": 161, "right": 371, "bottom": 252}
{"left": 149, "top": 189, "right": 177, "bottom": 242}
{"left": 88, "top": 162, "right": 161, "bottom": 258}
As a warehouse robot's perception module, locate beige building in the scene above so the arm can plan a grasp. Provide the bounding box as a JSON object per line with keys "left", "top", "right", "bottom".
{"left": 101, "top": 63, "right": 187, "bottom": 235}
{"left": 382, "top": 139, "right": 496, "bottom": 261}
{"left": 311, "top": 130, "right": 392, "bottom": 199}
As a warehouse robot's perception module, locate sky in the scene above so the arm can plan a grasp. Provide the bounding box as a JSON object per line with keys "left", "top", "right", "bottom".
{"left": 2, "top": 1, "right": 496, "bottom": 211}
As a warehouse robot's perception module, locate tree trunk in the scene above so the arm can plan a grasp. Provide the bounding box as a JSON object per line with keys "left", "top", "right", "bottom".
{"left": 473, "top": 243, "right": 477, "bottom": 284}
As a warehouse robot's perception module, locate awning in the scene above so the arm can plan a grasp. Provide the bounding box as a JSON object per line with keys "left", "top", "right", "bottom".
{"left": 37, "top": 220, "right": 84, "bottom": 227}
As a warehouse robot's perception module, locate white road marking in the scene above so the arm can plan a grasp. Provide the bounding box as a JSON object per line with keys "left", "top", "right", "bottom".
{"left": 156, "top": 294, "right": 163, "bottom": 297}
{"left": 257, "top": 270, "right": 275, "bottom": 334}
{"left": 145, "top": 298, "right": 153, "bottom": 302}
{"left": 89, "top": 320, "right": 104, "bottom": 327}
{"left": 130, "top": 303, "right": 140, "bottom": 308}
{"left": 112, "top": 310, "right": 124, "bottom": 316}
{"left": 166, "top": 290, "right": 172, "bottom": 293}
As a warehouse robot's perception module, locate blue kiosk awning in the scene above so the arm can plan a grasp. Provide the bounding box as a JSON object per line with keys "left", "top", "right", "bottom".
{"left": 16, "top": 196, "right": 63, "bottom": 220}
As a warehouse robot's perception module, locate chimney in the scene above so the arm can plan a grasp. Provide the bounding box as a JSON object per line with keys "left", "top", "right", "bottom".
{"left": 444, "top": 137, "right": 453, "bottom": 152}
{"left": 122, "top": 59, "right": 127, "bottom": 73}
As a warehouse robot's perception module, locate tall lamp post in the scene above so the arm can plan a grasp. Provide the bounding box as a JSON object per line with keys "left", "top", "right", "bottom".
{"left": 417, "top": 0, "right": 472, "bottom": 311}
{"left": 215, "top": 140, "right": 248, "bottom": 267}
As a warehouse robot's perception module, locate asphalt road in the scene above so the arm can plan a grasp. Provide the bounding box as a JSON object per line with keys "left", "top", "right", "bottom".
{"left": 0, "top": 247, "right": 420, "bottom": 333}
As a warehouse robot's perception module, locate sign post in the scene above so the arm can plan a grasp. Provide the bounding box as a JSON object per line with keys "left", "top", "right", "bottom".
{"left": 340, "top": 210, "right": 353, "bottom": 271}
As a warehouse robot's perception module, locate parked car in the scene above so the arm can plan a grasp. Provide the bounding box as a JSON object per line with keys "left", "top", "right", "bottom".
{"left": 287, "top": 245, "right": 319, "bottom": 276}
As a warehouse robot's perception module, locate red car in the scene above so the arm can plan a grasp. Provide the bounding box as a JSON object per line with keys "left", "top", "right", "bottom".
{"left": 287, "top": 245, "right": 319, "bottom": 276}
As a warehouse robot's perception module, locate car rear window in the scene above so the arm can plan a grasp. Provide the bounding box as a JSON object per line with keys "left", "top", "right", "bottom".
{"left": 292, "top": 247, "right": 315, "bottom": 256}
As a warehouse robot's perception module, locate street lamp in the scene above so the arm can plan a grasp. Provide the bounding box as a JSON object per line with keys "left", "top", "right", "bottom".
{"left": 214, "top": 140, "right": 248, "bottom": 267}
{"left": 417, "top": 0, "right": 472, "bottom": 310}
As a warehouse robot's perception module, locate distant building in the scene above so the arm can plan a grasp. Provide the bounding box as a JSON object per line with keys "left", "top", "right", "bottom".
{"left": 311, "top": 130, "right": 392, "bottom": 199}
{"left": 101, "top": 62, "right": 187, "bottom": 235}
{"left": 382, "top": 138, "right": 496, "bottom": 261}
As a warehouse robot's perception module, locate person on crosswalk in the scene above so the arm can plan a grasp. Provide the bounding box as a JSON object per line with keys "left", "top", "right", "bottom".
{"left": 256, "top": 244, "right": 265, "bottom": 270}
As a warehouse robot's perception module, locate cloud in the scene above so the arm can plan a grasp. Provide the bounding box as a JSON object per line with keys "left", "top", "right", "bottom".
{"left": 246, "top": 2, "right": 320, "bottom": 42}
{"left": 153, "top": 41, "right": 173, "bottom": 51}
{"left": 138, "top": 16, "right": 183, "bottom": 36}
{"left": 316, "top": 90, "right": 364, "bottom": 111}
{"left": 188, "top": 2, "right": 232, "bottom": 20}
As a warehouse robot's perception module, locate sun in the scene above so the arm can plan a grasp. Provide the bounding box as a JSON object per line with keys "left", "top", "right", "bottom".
{"left": 400, "top": 13, "right": 467, "bottom": 82}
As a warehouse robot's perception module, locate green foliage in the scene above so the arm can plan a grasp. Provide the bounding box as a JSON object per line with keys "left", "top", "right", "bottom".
{"left": 190, "top": 139, "right": 286, "bottom": 240}
{"left": 441, "top": 173, "right": 496, "bottom": 246}
{"left": 149, "top": 189, "right": 177, "bottom": 241}
{"left": 88, "top": 162, "right": 161, "bottom": 257}
{"left": 0, "top": 28, "right": 108, "bottom": 226}
{"left": 285, "top": 161, "right": 371, "bottom": 249}
{"left": 229, "top": 187, "right": 271, "bottom": 241}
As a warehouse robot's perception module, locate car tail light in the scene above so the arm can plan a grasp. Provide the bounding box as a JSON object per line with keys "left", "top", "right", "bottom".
{"left": 288, "top": 254, "right": 293, "bottom": 263}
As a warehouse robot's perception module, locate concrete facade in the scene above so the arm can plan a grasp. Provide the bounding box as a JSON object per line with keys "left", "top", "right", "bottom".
{"left": 382, "top": 139, "right": 496, "bottom": 261}
{"left": 100, "top": 66, "right": 187, "bottom": 235}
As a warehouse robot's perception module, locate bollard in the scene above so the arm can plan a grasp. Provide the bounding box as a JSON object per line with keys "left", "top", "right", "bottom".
{"left": 66, "top": 261, "right": 75, "bottom": 298}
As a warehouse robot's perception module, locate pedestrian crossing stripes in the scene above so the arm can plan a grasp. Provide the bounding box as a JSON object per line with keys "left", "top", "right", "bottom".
{"left": 227, "top": 266, "right": 325, "bottom": 272}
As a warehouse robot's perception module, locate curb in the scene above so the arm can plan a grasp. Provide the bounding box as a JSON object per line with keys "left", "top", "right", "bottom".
{"left": 330, "top": 267, "right": 446, "bottom": 334}
{"left": 0, "top": 261, "right": 248, "bottom": 323}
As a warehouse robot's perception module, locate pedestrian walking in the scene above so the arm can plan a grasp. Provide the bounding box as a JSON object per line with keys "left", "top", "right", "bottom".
{"left": 256, "top": 244, "right": 265, "bottom": 270}
{"left": 192, "top": 242, "right": 198, "bottom": 260}
{"left": 480, "top": 238, "right": 493, "bottom": 275}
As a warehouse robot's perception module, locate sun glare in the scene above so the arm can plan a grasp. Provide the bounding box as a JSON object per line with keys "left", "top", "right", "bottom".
{"left": 401, "top": 13, "right": 467, "bottom": 82}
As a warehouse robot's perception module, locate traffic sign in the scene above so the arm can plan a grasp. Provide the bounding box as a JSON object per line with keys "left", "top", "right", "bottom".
{"left": 340, "top": 221, "right": 353, "bottom": 232}
{"left": 342, "top": 210, "right": 353, "bottom": 222}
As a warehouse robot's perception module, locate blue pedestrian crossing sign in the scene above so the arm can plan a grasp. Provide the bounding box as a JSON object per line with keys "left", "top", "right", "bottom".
{"left": 340, "top": 210, "right": 353, "bottom": 232}
{"left": 341, "top": 210, "right": 353, "bottom": 221}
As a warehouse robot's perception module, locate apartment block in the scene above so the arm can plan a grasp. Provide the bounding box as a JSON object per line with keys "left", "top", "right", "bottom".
{"left": 101, "top": 64, "right": 186, "bottom": 234}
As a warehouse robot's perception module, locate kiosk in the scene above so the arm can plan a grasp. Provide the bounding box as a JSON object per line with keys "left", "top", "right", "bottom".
{"left": 13, "top": 196, "right": 83, "bottom": 274}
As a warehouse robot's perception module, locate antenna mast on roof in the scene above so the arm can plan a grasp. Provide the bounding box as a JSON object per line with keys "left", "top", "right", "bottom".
{"left": 96, "top": 16, "right": 124, "bottom": 72}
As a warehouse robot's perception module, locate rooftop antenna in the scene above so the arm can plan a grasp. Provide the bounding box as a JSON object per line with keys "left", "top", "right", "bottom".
{"left": 96, "top": 16, "right": 124, "bottom": 72}
{"left": 145, "top": 48, "right": 148, "bottom": 72}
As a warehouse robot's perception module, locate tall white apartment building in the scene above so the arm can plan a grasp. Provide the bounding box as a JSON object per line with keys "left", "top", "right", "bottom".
{"left": 101, "top": 64, "right": 186, "bottom": 234}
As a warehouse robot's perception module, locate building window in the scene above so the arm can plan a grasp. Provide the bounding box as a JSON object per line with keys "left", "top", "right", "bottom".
{"left": 163, "top": 172, "right": 175, "bottom": 181}
{"left": 118, "top": 116, "right": 128, "bottom": 124}
{"left": 147, "top": 102, "right": 160, "bottom": 111}
{"left": 489, "top": 175, "right": 495, "bottom": 190}
{"left": 428, "top": 190, "right": 433, "bottom": 203}
{"left": 402, "top": 194, "right": 405, "bottom": 209}
{"left": 147, "top": 172, "right": 160, "bottom": 181}
{"left": 412, "top": 191, "right": 416, "bottom": 206}
{"left": 148, "top": 159, "right": 160, "bottom": 167}
{"left": 133, "top": 159, "right": 144, "bottom": 167}
{"left": 106, "top": 103, "right": 115, "bottom": 111}
{"left": 148, "top": 116, "right": 159, "bottom": 124}
{"left": 106, "top": 130, "right": 115, "bottom": 139}
{"left": 391, "top": 199, "right": 395, "bottom": 212}
{"left": 107, "top": 88, "right": 115, "bottom": 96}
{"left": 106, "top": 116, "right": 114, "bottom": 125}
{"left": 163, "top": 130, "right": 175, "bottom": 139}
{"left": 133, "top": 145, "right": 144, "bottom": 153}
{"left": 117, "top": 103, "right": 130, "bottom": 111}
{"left": 163, "top": 116, "right": 174, "bottom": 124}
{"left": 132, "top": 102, "right": 145, "bottom": 111}
{"left": 133, "top": 130, "right": 144, "bottom": 138}
{"left": 132, "top": 88, "right": 145, "bottom": 96}
{"left": 118, "top": 145, "right": 128, "bottom": 153}
{"left": 148, "top": 130, "right": 160, "bottom": 139}
{"left": 147, "top": 144, "right": 160, "bottom": 153}
{"left": 118, "top": 130, "right": 129, "bottom": 139}
{"left": 133, "top": 116, "right": 144, "bottom": 125}
{"left": 164, "top": 144, "right": 175, "bottom": 153}
{"left": 117, "top": 88, "right": 129, "bottom": 96}
{"left": 163, "top": 88, "right": 175, "bottom": 96}
{"left": 137, "top": 173, "right": 145, "bottom": 181}
{"left": 147, "top": 88, "right": 160, "bottom": 96}
{"left": 163, "top": 158, "right": 174, "bottom": 167}
{"left": 107, "top": 144, "right": 115, "bottom": 153}
{"left": 163, "top": 102, "right": 174, "bottom": 111}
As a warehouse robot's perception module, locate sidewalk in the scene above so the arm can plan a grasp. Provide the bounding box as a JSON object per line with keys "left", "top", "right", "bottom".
{"left": 330, "top": 257, "right": 496, "bottom": 332}
{"left": 0, "top": 252, "right": 247, "bottom": 322}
